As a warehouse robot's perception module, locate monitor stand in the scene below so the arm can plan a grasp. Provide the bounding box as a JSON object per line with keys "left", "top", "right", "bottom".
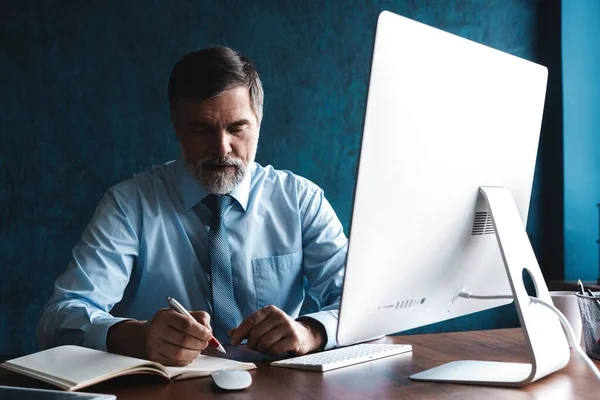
{"left": 410, "top": 186, "right": 570, "bottom": 387}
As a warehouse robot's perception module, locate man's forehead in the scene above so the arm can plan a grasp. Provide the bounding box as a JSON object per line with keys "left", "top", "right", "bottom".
{"left": 182, "top": 105, "right": 254, "bottom": 124}
{"left": 177, "top": 90, "right": 254, "bottom": 120}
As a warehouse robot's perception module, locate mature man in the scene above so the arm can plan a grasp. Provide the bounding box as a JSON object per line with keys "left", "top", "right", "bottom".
{"left": 37, "top": 46, "right": 347, "bottom": 366}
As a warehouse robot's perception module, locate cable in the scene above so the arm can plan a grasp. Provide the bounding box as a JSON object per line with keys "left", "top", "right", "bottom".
{"left": 458, "top": 293, "right": 513, "bottom": 301}
{"left": 457, "top": 291, "right": 600, "bottom": 381}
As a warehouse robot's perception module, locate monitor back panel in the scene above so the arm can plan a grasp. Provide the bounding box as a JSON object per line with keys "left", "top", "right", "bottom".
{"left": 337, "top": 11, "right": 548, "bottom": 345}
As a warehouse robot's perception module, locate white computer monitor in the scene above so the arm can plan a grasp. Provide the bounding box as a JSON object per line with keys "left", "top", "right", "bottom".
{"left": 337, "top": 11, "right": 570, "bottom": 386}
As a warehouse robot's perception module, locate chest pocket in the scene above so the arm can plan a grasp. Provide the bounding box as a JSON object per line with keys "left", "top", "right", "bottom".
{"left": 252, "top": 251, "right": 303, "bottom": 311}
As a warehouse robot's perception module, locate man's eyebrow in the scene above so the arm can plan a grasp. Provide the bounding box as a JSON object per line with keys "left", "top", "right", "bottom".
{"left": 187, "top": 119, "right": 252, "bottom": 129}
{"left": 229, "top": 119, "right": 252, "bottom": 127}
{"left": 188, "top": 120, "right": 212, "bottom": 127}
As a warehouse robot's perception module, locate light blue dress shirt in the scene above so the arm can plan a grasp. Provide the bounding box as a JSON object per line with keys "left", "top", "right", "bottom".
{"left": 37, "top": 159, "right": 347, "bottom": 352}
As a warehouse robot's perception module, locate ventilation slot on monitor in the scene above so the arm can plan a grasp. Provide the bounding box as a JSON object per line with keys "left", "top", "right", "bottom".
{"left": 395, "top": 298, "right": 426, "bottom": 309}
{"left": 378, "top": 298, "right": 427, "bottom": 310}
{"left": 471, "top": 212, "right": 496, "bottom": 235}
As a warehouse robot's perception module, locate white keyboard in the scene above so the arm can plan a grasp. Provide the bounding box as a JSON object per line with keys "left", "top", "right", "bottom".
{"left": 270, "top": 343, "right": 412, "bottom": 372}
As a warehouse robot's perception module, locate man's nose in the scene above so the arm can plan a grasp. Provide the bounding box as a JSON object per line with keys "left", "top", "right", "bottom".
{"left": 212, "top": 131, "right": 232, "bottom": 157}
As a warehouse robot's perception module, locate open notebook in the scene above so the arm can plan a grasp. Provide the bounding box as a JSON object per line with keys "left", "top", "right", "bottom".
{"left": 0, "top": 345, "right": 256, "bottom": 391}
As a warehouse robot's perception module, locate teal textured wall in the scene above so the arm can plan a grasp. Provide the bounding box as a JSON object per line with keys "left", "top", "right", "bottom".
{"left": 1, "top": 1, "right": 551, "bottom": 355}
{"left": 563, "top": 0, "right": 600, "bottom": 281}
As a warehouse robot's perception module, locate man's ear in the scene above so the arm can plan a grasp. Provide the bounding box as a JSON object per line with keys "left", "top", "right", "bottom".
{"left": 256, "top": 114, "right": 262, "bottom": 130}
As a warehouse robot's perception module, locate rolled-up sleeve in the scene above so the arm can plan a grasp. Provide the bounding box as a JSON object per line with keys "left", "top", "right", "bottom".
{"left": 37, "top": 187, "right": 139, "bottom": 351}
{"left": 298, "top": 186, "right": 347, "bottom": 350}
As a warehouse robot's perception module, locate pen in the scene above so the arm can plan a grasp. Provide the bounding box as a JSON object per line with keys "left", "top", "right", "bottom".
{"left": 166, "top": 296, "right": 226, "bottom": 354}
{"left": 578, "top": 279, "right": 585, "bottom": 295}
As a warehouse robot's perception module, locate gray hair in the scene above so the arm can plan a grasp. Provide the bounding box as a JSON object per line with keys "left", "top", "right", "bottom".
{"left": 168, "top": 46, "right": 264, "bottom": 121}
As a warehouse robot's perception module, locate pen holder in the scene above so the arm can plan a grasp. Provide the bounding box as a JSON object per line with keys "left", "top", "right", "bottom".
{"left": 576, "top": 293, "right": 600, "bottom": 360}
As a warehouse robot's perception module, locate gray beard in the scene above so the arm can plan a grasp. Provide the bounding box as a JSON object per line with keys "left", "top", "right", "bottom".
{"left": 186, "top": 155, "right": 246, "bottom": 195}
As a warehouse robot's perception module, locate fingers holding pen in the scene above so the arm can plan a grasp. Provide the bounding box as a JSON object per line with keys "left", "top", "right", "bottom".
{"left": 168, "top": 310, "right": 213, "bottom": 341}
{"left": 145, "top": 309, "right": 211, "bottom": 366}
{"left": 190, "top": 311, "right": 212, "bottom": 333}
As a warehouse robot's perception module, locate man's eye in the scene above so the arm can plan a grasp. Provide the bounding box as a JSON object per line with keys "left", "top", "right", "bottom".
{"left": 192, "top": 127, "right": 211, "bottom": 134}
{"left": 230, "top": 125, "right": 247, "bottom": 133}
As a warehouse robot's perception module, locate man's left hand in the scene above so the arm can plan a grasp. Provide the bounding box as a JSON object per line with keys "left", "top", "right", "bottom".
{"left": 229, "top": 305, "right": 324, "bottom": 355}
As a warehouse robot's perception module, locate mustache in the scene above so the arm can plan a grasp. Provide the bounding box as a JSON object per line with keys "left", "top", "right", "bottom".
{"left": 187, "top": 156, "right": 244, "bottom": 171}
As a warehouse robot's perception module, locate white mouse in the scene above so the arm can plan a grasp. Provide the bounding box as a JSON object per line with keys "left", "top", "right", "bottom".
{"left": 210, "top": 369, "right": 253, "bottom": 390}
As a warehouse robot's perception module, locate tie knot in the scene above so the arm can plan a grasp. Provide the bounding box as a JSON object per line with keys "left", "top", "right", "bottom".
{"left": 202, "top": 194, "right": 233, "bottom": 218}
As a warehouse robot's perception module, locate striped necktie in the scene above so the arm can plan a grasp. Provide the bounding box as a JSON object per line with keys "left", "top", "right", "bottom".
{"left": 202, "top": 194, "right": 241, "bottom": 344}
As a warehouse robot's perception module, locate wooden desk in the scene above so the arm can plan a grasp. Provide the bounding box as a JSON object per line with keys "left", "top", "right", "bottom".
{"left": 1, "top": 328, "right": 599, "bottom": 399}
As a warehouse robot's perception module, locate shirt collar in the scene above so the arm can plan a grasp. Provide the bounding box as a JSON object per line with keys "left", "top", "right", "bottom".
{"left": 176, "top": 157, "right": 251, "bottom": 212}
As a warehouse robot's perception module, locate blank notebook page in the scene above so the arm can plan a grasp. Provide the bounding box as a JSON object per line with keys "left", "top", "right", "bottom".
{"left": 4, "top": 345, "right": 162, "bottom": 386}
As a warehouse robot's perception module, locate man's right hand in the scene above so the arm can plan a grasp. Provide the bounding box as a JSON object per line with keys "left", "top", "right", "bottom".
{"left": 145, "top": 309, "right": 213, "bottom": 366}
{"left": 107, "top": 309, "right": 213, "bottom": 366}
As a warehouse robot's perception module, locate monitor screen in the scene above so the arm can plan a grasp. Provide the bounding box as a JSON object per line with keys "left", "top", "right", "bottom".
{"left": 337, "top": 11, "right": 548, "bottom": 346}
